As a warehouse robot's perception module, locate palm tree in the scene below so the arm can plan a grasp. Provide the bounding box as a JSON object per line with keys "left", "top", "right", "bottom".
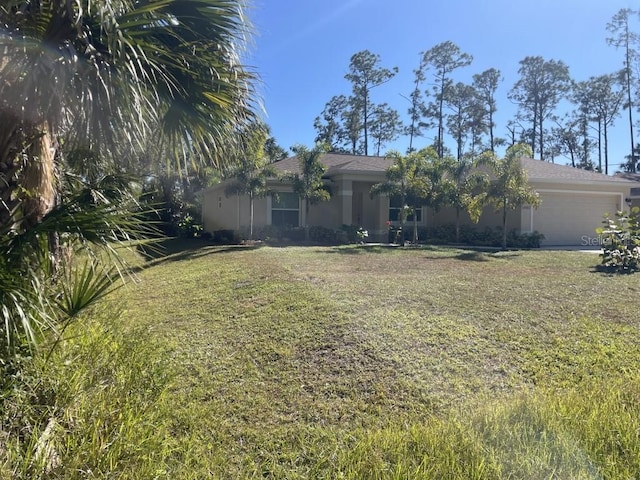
{"left": 0, "top": 0, "right": 256, "bottom": 230}
{"left": 288, "top": 144, "right": 331, "bottom": 240}
{"left": 224, "top": 124, "right": 279, "bottom": 240}
{"left": 0, "top": 166, "right": 157, "bottom": 357}
{"left": 440, "top": 156, "right": 489, "bottom": 243}
{"left": 0, "top": 0, "right": 257, "bottom": 356}
{"left": 478, "top": 143, "right": 540, "bottom": 249}
{"left": 420, "top": 149, "right": 451, "bottom": 234}
{"left": 371, "top": 150, "right": 430, "bottom": 244}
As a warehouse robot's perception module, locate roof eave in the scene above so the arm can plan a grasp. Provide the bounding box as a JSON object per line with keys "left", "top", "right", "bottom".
{"left": 528, "top": 177, "right": 637, "bottom": 186}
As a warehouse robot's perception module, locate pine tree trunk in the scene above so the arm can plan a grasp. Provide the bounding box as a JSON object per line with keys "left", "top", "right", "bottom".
{"left": 604, "top": 123, "right": 609, "bottom": 175}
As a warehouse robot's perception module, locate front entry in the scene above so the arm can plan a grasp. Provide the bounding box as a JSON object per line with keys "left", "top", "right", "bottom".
{"left": 352, "top": 191, "right": 364, "bottom": 226}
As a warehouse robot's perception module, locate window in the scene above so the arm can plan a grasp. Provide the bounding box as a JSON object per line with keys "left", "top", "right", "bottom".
{"left": 271, "top": 192, "right": 300, "bottom": 227}
{"left": 389, "top": 195, "right": 422, "bottom": 222}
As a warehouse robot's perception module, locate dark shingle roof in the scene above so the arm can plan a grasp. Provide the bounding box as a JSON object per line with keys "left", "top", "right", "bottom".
{"left": 615, "top": 173, "right": 640, "bottom": 196}
{"left": 272, "top": 153, "right": 391, "bottom": 176}
{"left": 520, "top": 157, "right": 632, "bottom": 183}
{"left": 271, "top": 153, "right": 634, "bottom": 184}
{"left": 616, "top": 172, "right": 640, "bottom": 182}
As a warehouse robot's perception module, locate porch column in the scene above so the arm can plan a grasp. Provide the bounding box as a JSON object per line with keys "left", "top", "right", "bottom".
{"left": 376, "top": 194, "right": 389, "bottom": 242}
{"left": 339, "top": 179, "right": 353, "bottom": 225}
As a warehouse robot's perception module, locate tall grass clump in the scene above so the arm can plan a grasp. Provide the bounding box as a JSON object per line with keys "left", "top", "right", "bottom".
{"left": 0, "top": 304, "right": 175, "bottom": 479}
{"left": 332, "top": 375, "right": 640, "bottom": 479}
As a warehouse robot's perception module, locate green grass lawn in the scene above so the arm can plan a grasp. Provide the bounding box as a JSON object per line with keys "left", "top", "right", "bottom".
{"left": 6, "top": 242, "right": 640, "bottom": 478}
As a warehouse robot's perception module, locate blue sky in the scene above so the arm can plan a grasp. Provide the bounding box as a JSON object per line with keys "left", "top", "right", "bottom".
{"left": 247, "top": 0, "right": 638, "bottom": 171}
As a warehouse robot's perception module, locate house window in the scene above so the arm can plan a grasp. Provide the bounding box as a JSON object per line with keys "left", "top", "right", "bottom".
{"left": 271, "top": 192, "right": 300, "bottom": 227}
{"left": 389, "top": 195, "right": 422, "bottom": 222}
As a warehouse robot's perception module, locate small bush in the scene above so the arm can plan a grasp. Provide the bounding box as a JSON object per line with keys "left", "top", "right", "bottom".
{"left": 507, "top": 229, "right": 545, "bottom": 248}
{"left": 308, "top": 226, "right": 342, "bottom": 245}
{"left": 177, "top": 213, "right": 203, "bottom": 238}
{"left": 597, "top": 208, "right": 640, "bottom": 273}
{"left": 253, "top": 225, "right": 282, "bottom": 242}
{"left": 255, "top": 225, "right": 354, "bottom": 245}
{"left": 340, "top": 225, "right": 368, "bottom": 243}
{"left": 211, "top": 229, "right": 240, "bottom": 244}
{"left": 282, "top": 226, "right": 306, "bottom": 242}
{"left": 426, "top": 224, "right": 456, "bottom": 244}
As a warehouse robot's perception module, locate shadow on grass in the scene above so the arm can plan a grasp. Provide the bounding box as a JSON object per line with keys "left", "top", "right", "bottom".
{"left": 133, "top": 238, "right": 261, "bottom": 272}
{"left": 454, "top": 251, "right": 491, "bottom": 262}
{"left": 318, "top": 244, "right": 454, "bottom": 255}
{"left": 320, "top": 245, "right": 397, "bottom": 255}
{"left": 590, "top": 264, "right": 637, "bottom": 276}
{"left": 420, "top": 249, "right": 521, "bottom": 262}
{"left": 486, "top": 250, "right": 523, "bottom": 259}
{"left": 318, "top": 244, "right": 523, "bottom": 262}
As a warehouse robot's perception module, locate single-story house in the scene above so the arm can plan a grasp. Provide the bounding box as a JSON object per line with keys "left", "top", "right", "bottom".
{"left": 202, "top": 153, "right": 636, "bottom": 246}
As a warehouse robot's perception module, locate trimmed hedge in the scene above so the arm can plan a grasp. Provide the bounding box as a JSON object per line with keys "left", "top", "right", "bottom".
{"left": 208, "top": 223, "right": 544, "bottom": 248}
{"left": 391, "top": 223, "right": 544, "bottom": 248}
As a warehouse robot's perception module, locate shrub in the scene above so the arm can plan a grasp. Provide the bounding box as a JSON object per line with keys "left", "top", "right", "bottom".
{"left": 417, "top": 224, "right": 544, "bottom": 248}
{"left": 426, "top": 224, "right": 456, "bottom": 244}
{"left": 507, "top": 229, "right": 545, "bottom": 248}
{"left": 309, "top": 226, "right": 340, "bottom": 245}
{"left": 211, "top": 229, "right": 240, "bottom": 245}
{"left": 253, "top": 225, "right": 282, "bottom": 242}
{"left": 282, "top": 226, "right": 306, "bottom": 242}
{"left": 253, "top": 226, "right": 307, "bottom": 243}
{"left": 177, "top": 213, "right": 203, "bottom": 238}
{"left": 596, "top": 208, "right": 640, "bottom": 273}
{"left": 341, "top": 224, "right": 368, "bottom": 243}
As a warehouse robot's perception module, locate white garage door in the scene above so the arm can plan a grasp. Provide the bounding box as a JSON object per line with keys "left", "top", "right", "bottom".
{"left": 531, "top": 192, "right": 620, "bottom": 246}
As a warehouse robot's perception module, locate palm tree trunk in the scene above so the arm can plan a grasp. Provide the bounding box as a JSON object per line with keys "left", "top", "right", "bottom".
{"left": 304, "top": 199, "right": 310, "bottom": 241}
{"left": 399, "top": 195, "right": 406, "bottom": 245}
{"left": 0, "top": 114, "right": 56, "bottom": 231}
{"left": 502, "top": 203, "right": 508, "bottom": 249}
{"left": 455, "top": 207, "right": 461, "bottom": 244}
{"left": 249, "top": 195, "right": 254, "bottom": 240}
{"left": 0, "top": 119, "right": 22, "bottom": 226}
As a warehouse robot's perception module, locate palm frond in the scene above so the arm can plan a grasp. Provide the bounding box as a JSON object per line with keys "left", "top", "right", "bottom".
{"left": 0, "top": 191, "right": 159, "bottom": 354}
{"left": 55, "top": 261, "right": 119, "bottom": 319}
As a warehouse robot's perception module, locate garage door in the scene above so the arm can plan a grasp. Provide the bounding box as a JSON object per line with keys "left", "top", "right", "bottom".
{"left": 531, "top": 191, "right": 620, "bottom": 246}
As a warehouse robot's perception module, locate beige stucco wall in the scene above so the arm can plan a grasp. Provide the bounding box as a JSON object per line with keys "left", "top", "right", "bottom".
{"left": 202, "top": 184, "right": 270, "bottom": 233}
{"left": 307, "top": 195, "right": 341, "bottom": 228}
{"left": 352, "top": 182, "right": 381, "bottom": 229}
{"left": 202, "top": 185, "right": 237, "bottom": 232}
{"left": 202, "top": 176, "right": 634, "bottom": 245}
{"left": 305, "top": 180, "right": 385, "bottom": 237}
{"left": 427, "top": 205, "right": 521, "bottom": 231}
